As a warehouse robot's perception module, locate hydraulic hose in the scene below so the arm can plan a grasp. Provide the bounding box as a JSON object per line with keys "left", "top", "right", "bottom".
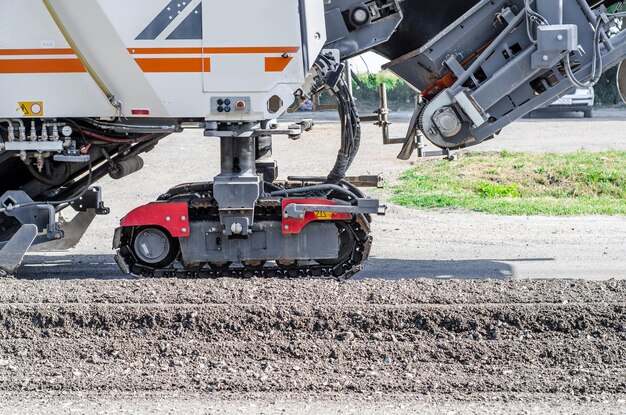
{"left": 313, "top": 54, "right": 362, "bottom": 186}
{"left": 270, "top": 184, "right": 359, "bottom": 201}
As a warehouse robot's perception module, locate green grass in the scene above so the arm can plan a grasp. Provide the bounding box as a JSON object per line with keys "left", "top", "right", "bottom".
{"left": 392, "top": 150, "right": 626, "bottom": 215}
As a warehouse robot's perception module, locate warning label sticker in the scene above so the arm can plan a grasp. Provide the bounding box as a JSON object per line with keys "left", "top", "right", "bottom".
{"left": 18, "top": 102, "right": 44, "bottom": 117}
{"left": 314, "top": 211, "right": 333, "bottom": 220}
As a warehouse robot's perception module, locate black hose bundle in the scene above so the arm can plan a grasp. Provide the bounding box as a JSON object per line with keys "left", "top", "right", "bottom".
{"left": 326, "top": 75, "right": 361, "bottom": 184}
{"left": 313, "top": 55, "right": 362, "bottom": 186}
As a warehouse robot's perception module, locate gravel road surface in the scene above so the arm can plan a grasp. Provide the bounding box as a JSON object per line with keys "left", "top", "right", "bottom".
{"left": 1, "top": 278, "right": 625, "bottom": 413}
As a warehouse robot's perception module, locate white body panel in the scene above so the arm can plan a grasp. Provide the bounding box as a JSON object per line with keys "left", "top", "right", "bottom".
{"left": 0, "top": 0, "right": 326, "bottom": 120}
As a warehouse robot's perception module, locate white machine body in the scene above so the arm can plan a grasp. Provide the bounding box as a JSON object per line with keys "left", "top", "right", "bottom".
{"left": 0, "top": 0, "right": 326, "bottom": 120}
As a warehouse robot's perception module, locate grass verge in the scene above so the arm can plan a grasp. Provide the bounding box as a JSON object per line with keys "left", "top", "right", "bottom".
{"left": 392, "top": 150, "right": 626, "bottom": 215}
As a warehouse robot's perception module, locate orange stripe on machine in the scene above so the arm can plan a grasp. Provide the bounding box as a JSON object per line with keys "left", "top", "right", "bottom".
{"left": 0, "top": 58, "right": 86, "bottom": 73}
{"left": 0, "top": 58, "right": 209, "bottom": 74}
{"left": 265, "top": 56, "right": 293, "bottom": 72}
{"left": 0, "top": 46, "right": 299, "bottom": 73}
{"left": 134, "top": 57, "right": 211, "bottom": 73}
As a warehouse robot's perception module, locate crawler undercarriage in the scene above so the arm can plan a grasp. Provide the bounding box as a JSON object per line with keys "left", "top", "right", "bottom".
{"left": 115, "top": 180, "right": 374, "bottom": 280}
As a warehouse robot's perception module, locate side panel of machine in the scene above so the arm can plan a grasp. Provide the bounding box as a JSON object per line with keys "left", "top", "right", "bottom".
{"left": 199, "top": 0, "right": 319, "bottom": 120}
{"left": 0, "top": 0, "right": 326, "bottom": 120}
{"left": 0, "top": 0, "right": 114, "bottom": 118}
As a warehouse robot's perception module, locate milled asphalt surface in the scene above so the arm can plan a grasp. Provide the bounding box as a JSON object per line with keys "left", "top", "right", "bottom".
{"left": 1, "top": 278, "right": 625, "bottom": 414}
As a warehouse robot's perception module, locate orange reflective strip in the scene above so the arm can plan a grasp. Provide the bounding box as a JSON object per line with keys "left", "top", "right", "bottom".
{"left": 0, "top": 45, "right": 299, "bottom": 74}
{"left": 134, "top": 57, "right": 211, "bottom": 73}
{"left": 265, "top": 56, "right": 293, "bottom": 72}
{"left": 0, "top": 57, "right": 210, "bottom": 73}
{"left": 0, "top": 58, "right": 86, "bottom": 73}
{"left": 0, "top": 48, "right": 75, "bottom": 56}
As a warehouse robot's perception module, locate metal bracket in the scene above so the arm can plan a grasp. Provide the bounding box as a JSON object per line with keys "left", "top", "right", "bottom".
{"left": 70, "top": 186, "right": 110, "bottom": 215}
{"left": 0, "top": 191, "right": 63, "bottom": 240}
{"left": 452, "top": 89, "right": 486, "bottom": 127}
{"left": 0, "top": 224, "right": 38, "bottom": 276}
{"left": 2, "top": 140, "right": 64, "bottom": 152}
{"left": 531, "top": 24, "right": 579, "bottom": 69}
{"left": 53, "top": 154, "right": 91, "bottom": 163}
{"left": 360, "top": 83, "right": 407, "bottom": 145}
{"left": 30, "top": 210, "right": 97, "bottom": 252}
{"left": 255, "top": 120, "right": 314, "bottom": 140}
{"left": 283, "top": 198, "right": 383, "bottom": 219}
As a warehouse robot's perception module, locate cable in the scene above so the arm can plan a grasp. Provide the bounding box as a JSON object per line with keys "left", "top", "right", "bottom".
{"left": 82, "top": 129, "right": 155, "bottom": 144}
{"left": 525, "top": 0, "right": 549, "bottom": 44}
{"left": 270, "top": 184, "right": 359, "bottom": 201}
{"left": 0, "top": 159, "right": 93, "bottom": 215}
{"left": 315, "top": 54, "right": 362, "bottom": 187}
{"left": 561, "top": 9, "right": 626, "bottom": 89}
{"left": 42, "top": 0, "right": 122, "bottom": 113}
{"left": 286, "top": 177, "right": 365, "bottom": 198}
{"left": 563, "top": 18, "right": 605, "bottom": 88}
{"left": 524, "top": 1, "right": 626, "bottom": 90}
{"left": 359, "top": 55, "right": 371, "bottom": 74}
{"left": 61, "top": 118, "right": 89, "bottom": 147}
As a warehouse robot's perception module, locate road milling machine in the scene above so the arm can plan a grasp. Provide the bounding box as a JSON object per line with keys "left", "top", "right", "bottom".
{"left": 1, "top": 0, "right": 626, "bottom": 278}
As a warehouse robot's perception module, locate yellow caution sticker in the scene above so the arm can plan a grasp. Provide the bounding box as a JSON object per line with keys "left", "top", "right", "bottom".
{"left": 314, "top": 211, "right": 333, "bottom": 220}
{"left": 18, "top": 102, "right": 44, "bottom": 117}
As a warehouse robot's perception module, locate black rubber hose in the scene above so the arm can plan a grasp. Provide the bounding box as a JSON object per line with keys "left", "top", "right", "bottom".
{"left": 270, "top": 184, "right": 359, "bottom": 201}
{"left": 314, "top": 54, "right": 362, "bottom": 186}
{"left": 286, "top": 177, "right": 365, "bottom": 198}
{"left": 326, "top": 79, "right": 361, "bottom": 185}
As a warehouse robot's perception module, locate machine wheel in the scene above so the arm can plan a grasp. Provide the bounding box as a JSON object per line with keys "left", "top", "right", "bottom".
{"left": 131, "top": 226, "right": 179, "bottom": 269}
{"left": 584, "top": 110, "right": 593, "bottom": 119}
{"left": 317, "top": 221, "right": 356, "bottom": 266}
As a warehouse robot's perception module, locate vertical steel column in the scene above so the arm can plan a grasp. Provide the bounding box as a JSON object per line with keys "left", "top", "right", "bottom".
{"left": 219, "top": 136, "right": 257, "bottom": 176}
{"left": 214, "top": 135, "right": 261, "bottom": 236}
{"left": 378, "top": 83, "right": 392, "bottom": 144}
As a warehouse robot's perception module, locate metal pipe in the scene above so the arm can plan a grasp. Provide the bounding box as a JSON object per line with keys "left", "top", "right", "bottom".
{"left": 286, "top": 176, "right": 366, "bottom": 196}
{"left": 41, "top": 0, "right": 122, "bottom": 111}
{"left": 237, "top": 137, "right": 256, "bottom": 176}
{"left": 0, "top": 120, "right": 15, "bottom": 141}
{"left": 11, "top": 119, "right": 26, "bottom": 141}
{"left": 378, "top": 83, "right": 392, "bottom": 145}
{"left": 86, "top": 119, "right": 179, "bottom": 134}
{"left": 220, "top": 137, "right": 256, "bottom": 176}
